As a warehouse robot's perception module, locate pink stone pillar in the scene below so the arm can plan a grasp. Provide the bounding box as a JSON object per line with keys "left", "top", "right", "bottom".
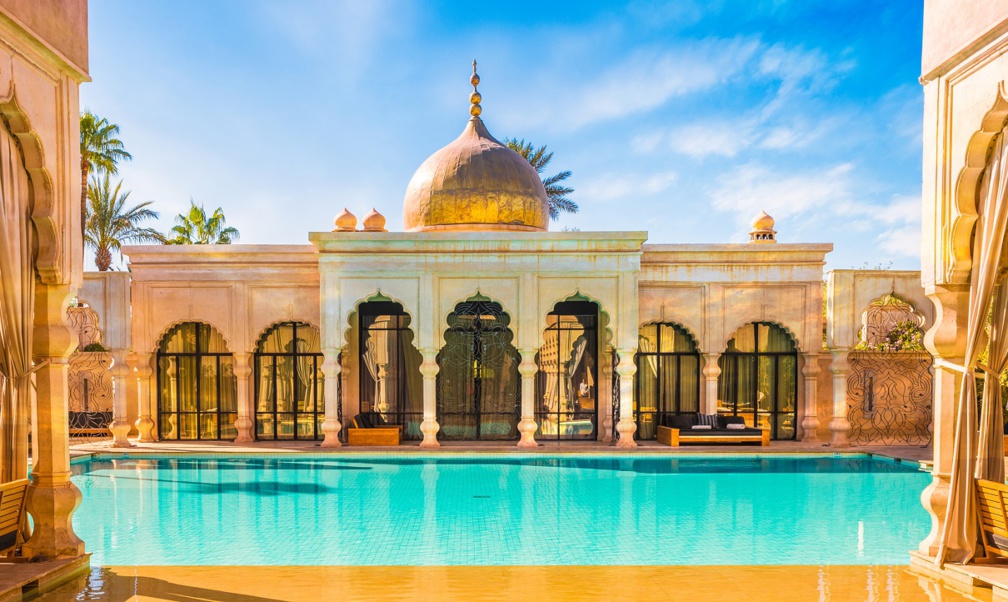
{"left": 517, "top": 348, "right": 538, "bottom": 448}
{"left": 828, "top": 349, "right": 851, "bottom": 447}
{"left": 800, "top": 354, "right": 821, "bottom": 442}
{"left": 133, "top": 356, "right": 156, "bottom": 442}
{"left": 108, "top": 351, "right": 133, "bottom": 447}
{"left": 22, "top": 283, "right": 84, "bottom": 560}
{"left": 419, "top": 348, "right": 440, "bottom": 448}
{"left": 233, "top": 352, "right": 254, "bottom": 443}
{"left": 320, "top": 348, "right": 342, "bottom": 447}
{"left": 702, "top": 353, "right": 721, "bottom": 414}
{"left": 919, "top": 284, "right": 969, "bottom": 557}
{"left": 615, "top": 348, "right": 637, "bottom": 447}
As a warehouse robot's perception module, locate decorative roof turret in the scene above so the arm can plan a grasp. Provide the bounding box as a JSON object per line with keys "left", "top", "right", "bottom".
{"left": 748, "top": 210, "right": 777, "bottom": 243}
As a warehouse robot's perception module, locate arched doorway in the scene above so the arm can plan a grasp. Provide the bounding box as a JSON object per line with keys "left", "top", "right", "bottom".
{"left": 718, "top": 322, "right": 798, "bottom": 440}
{"left": 635, "top": 322, "right": 701, "bottom": 440}
{"left": 358, "top": 301, "right": 423, "bottom": 440}
{"left": 156, "top": 322, "right": 237, "bottom": 440}
{"left": 536, "top": 300, "right": 599, "bottom": 440}
{"left": 254, "top": 322, "right": 324, "bottom": 441}
{"left": 437, "top": 297, "right": 520, "bottom": 440}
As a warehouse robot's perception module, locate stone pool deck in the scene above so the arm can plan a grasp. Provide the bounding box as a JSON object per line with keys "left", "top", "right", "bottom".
{"left": 69, "top": 438, "right": 935, "bottom": 464}
{"left": 33, "top": 564, "right": 996, "bottom": 601}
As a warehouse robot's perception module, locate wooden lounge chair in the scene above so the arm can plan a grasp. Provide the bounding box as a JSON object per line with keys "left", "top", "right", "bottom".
{"left": 0, "top": 478, "right": 29, "bottom": 560}
{"left": 976, "top": 478, "right": 1008, "bottom": 561}
{"left": 657, "top": 413, "right": 770, "bottom": 447}
{"left": 347, "top": 412, "right": 401, "bottom": 446}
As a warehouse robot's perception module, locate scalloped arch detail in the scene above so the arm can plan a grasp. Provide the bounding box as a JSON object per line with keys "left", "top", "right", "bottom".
{"left": 538, "top": 290, "right": 615, "bottom": 350}
{"left": 342, "top": 291, "right": 418, "bottom": 352}
{"left": 639, "top": 321, "right": 701, "bottom": 353}
{"left": 948, "top": 81, "right": 1008, "bottom": 284}
{"left": 151, "top": 319, "right": 235, "bottom": 354}
{"left": 253, "top": 320, "right": 321, "bottom": 352}
{"left": 722, "top": 320, "right": 802, "bottom": 353}
{"left": 0, "top": 84, "right": 59, "bottom": 284}
{"left": 438, "top": 290, "right": 517, "bottom": 347}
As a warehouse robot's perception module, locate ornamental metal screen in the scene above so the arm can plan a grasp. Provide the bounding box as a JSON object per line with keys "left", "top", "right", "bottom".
{"left": 437, "top": 299, "right": 520, "bottom": 440}
{"left": 846, "top": 295, "right": 933, "bottom": 445}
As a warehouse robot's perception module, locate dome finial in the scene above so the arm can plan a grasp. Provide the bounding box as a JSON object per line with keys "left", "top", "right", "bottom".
{"left": 470, "top": 59, "right": 482, "bottom": 117}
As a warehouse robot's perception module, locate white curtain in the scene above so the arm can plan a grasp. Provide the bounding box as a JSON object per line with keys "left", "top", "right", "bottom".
{"left": 938, "top": 125, "right": 1008, "bottom": 565}
{"left": 0, "top": 124, "right": 33, "bottom": 483}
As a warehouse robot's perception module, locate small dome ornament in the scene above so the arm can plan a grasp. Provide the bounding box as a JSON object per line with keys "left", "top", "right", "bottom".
{"left": 334, "top": 208, "right": 357, "bottom": 232}
{"left": 362, "top": 208, "right": 387, "bottom": 232}
{"left": 749, "top": 210, "right": 777, "bottom": 243}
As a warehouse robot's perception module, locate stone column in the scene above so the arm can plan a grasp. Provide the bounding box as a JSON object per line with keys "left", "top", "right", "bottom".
{"left": 233, "top": 352, "right": 254, "bottom": 443}
{"left": 124, "top": 352, "right": 139, "bottom": 438}
{"left": 828, "top": 348, "right": 851, "bottom": 447}
{"left": 108, "top": 351, "right": 133, "bottom": 447}
{"left": 22, "top": 283, "right": 84, "bottom": 560}
{"left": 601, "top": 349, "right": 614, "bottom": 443}
{"left": 918, "top": 284, "right": 969, "bottom": 557}
{"left": 702, "top": 353, "right": 721, "bottom": 414}
{"left": 800, "top": 354, "right": 821, "bottom": 442}
{"left": 320, "top": 348, "right": 341, "bottom": 447}
{"left": 133, "top": 356, "right": 156, "bottom": 442}
{"left": 615, "top": 348, "right": 637, "bottom": 447}
{"left": 419, "top": 348, "right": 440, "bottom": 448}
{"left": 517, "top": 348, "right": 538, "bottom": 448}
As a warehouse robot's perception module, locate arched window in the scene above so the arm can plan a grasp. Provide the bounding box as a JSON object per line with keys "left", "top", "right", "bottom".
{"left": 359, "top": 302, "right": 423, "bottom": 440}
{"left": 635, "top": 323, "right": 700, "bottom": 440}
{"left": 536, "top": 301, "right": 599, "bottom": 441}
{"left": 718, "top": 322, "right": 797, "bottom": 440}
{"left": 438, "top": 298, "right": 520, "bottom": 440}
{"left": 157, "top": 322, "right": 237, "bottom": 440}
{"left": 254, "top": 322, "right": 324, "bottom": 441}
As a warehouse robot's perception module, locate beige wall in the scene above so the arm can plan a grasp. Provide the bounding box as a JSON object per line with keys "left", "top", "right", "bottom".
{"left": 0, "top": 0, "right": 87, "bottom": 75}
{"left": 922, "top": 0, "right": 1008, "bottom": 79}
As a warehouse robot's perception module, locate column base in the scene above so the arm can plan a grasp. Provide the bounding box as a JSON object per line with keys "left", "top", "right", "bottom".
{"left": 22, "top": 479, "right": 85, "bottom": 560}
{"left": 800, "top": 415, "right": 820, "bottom": 443}
{"left": 517, "top": 418, "right": 537, "bottom": 448}
{"left": 321, "top": 418, "right": 342, "bottom": 448}
{"left": 233, "top": 416, "right": 254, "bottom": 443}
{"left": 135, "top": 416, "right": 156, "bottom": 442}
{"left": 420, "top": 418, "right": 440, "bottom": 448}
{"left": 828, "top": 417, "right": 851, "bottom": 447}
{"left": 109, "top": 420, "right": 134, "bottom": 448}
{"left": 615, "top": 418, "right": 637, "bottom": 448}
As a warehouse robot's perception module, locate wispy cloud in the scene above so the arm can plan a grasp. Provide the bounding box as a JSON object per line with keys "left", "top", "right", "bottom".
{"left": 500, "top": 37, "right": 761, "bottom": 132}
{"left": 578, "top": 171, "right": 678, "bottom": 203}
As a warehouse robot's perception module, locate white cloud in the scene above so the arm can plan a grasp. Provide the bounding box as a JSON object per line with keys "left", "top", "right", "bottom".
{"left": 501, "top": 37, "right": 761, "bottom": 132}
{"left": 579, "top": 171, "right": 678, "bottom": 203}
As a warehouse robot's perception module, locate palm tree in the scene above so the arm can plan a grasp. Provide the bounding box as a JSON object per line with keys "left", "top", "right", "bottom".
{"left": 505, "top": 138, "right": 577, "bottom": 220}
{"left": 84, "top": 175, "right": 164, "bottom": 271}
{"left": 166, "top": 200, "right": 240, "bottom": 244}
{"left": 80, "top": 111, "right": 132, "bottom": 238}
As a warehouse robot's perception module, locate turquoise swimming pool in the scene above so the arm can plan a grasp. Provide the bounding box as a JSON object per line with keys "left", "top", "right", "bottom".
{"left": 70, "top": 453, "right": 929, "bottom": 566}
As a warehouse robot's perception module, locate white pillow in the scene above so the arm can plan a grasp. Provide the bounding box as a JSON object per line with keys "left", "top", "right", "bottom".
{"left": 691, "top": 424, "right": 712, "bottom": 430}
{"left": 726, "top": 423, "right": 746, "bottom": 430}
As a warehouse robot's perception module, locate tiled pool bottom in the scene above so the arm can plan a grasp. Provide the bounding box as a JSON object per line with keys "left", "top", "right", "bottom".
{"left": 70, "top": 453, "right": 930, "bottom": 567}
{"left": 42, "top": 565, "right": 991, "bottom": 602}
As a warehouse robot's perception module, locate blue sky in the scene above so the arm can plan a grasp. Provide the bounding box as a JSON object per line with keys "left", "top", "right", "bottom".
{"left": 82, "top": 0, "right": 924, "bottom": 270}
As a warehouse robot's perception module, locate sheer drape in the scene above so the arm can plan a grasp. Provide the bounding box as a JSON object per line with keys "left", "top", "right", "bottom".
{"left": 938, "top": 126, "right": 1008, "bottom": 565}
{"left": 0, "top": 124, "right": 32, "bottom": 482}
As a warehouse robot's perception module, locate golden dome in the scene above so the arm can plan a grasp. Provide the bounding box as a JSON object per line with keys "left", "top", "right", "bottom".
{"left": 362, "top": 208, "right": 387, "bottom": 232}
{"left": 751, "top": 210, "right": 775, "bottom": 230}
{"left": 334, "top": 208, "right": 357, "bottom": 232}
{"left": 402, "top": 62, "right": 549, "bottom": 232}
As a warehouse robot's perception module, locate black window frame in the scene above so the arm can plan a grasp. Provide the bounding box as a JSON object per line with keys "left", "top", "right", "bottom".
{"left": 253, "top": 321, "right": 325, "bottom": 441}
{"left": 634, "top": 322, "right": 701, "bottom": 440}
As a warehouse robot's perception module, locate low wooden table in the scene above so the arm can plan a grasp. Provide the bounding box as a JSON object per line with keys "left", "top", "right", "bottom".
{"left": 347, "top": 426, "right": 401, "bottom": 446}
{"left": 657, "top": 426, "right": 770, "bottom": 447}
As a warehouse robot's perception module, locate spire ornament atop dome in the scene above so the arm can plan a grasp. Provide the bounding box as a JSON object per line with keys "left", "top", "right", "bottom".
{"left": 470, "top": 60, "right": 482, "bottom": 117}
{"left": 748, "top": 210, "right": 777, "bottom": 243}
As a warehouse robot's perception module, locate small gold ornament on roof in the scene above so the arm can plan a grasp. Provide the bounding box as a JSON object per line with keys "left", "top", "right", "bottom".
{"left": 470, "top": 59, "right": 482, "bottom": 117}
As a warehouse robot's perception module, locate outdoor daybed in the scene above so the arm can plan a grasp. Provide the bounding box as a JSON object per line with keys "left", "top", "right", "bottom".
{"left": 347, "top": 412, "right": 401, "bottom": 446}
{"left": 656, "top": 414, "right": 769, "bottom": 447}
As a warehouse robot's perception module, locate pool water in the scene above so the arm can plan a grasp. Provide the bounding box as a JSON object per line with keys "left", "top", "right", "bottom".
{"left": 70, "top": 454, "right": 929, "bottom": 566}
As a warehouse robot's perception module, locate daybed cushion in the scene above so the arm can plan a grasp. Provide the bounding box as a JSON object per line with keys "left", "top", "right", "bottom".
{"left": 353, "top": 412, "right": 388, "bottom": 429}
